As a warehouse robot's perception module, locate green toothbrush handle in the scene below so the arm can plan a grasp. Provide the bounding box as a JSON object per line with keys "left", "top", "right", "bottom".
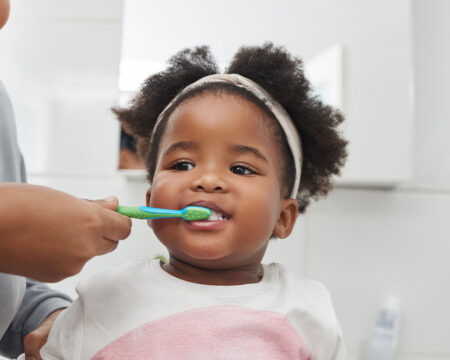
{"left": 116, "top": 205, "right": 211, "bottom": 221}
{"left": 116, "top": 205, "right": 153, "bottom": 219}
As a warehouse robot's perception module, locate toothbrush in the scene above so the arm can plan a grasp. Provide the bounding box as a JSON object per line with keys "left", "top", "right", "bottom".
{"left": 116, "top": 205, "right": 211, "bottom": 221}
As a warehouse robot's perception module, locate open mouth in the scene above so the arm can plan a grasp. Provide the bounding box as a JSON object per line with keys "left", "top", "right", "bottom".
{"left": 187, "top": 201, "right": 231, "bottom": 222}
{"left": 207, "top": 210, "right": 231, "bottom": 221}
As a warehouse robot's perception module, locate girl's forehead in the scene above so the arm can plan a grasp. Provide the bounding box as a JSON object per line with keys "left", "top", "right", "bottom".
{"left": 164, "top": 92, "right": 275, "bottom": 141}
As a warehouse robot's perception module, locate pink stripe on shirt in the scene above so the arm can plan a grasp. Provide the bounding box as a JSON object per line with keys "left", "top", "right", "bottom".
{"left": 92, "top": 305, "right": 312, "bottom": 360}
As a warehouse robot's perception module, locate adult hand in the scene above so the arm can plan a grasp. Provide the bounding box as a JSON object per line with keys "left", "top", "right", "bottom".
{"left": 0, "top": 184, "right": 132, "bottom": 282}
{"left": 23, "top": 308, "right": 65, "bottom": 360}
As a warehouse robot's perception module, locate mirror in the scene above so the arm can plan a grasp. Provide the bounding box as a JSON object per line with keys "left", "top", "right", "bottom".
{"left": 118, "top": 0, "right": 414, "bottom": 186}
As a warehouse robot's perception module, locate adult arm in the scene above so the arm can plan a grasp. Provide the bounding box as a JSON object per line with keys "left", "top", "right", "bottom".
{"left": 0, "top": 279, "right": 71, "bottom": 358}
{"left": 0, "top": 183, "right": 132, "bottom": 282}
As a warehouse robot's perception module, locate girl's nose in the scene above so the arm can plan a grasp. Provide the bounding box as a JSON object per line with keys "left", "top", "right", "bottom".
{"left": 191, "top": 173, "right": 227, "bottom": 193}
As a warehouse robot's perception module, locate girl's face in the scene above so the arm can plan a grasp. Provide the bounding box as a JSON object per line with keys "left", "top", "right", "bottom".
{"left": 147, "top": 93, "right": 297, "bottom": 273}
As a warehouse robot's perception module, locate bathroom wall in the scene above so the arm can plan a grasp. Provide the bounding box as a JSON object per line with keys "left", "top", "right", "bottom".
{"left": 303, "top": 0, "right": 450, "bottom": 358}
{"left": 1, "top": 0, "right": 449, "bottom": 359}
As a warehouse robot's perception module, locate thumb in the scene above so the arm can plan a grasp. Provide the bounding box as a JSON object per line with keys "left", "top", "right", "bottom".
{"left": 93, "top": 196, "right": 119, "bottom": 211}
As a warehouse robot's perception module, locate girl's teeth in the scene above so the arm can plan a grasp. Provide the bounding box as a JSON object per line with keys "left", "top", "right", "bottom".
{"left": 208, "top": 210, "right": 227, "bottom": 221}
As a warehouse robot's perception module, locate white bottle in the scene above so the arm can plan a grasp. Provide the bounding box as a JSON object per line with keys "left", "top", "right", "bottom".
{"left": 363, "top": 297, "right": 401, "bottom": 360}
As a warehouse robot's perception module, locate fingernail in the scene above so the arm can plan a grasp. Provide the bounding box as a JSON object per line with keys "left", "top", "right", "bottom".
{"left": 104, "top": 196, "right": 116, "bottom": 202}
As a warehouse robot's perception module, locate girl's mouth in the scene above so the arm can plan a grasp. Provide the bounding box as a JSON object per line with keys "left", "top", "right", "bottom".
{"left": 186, "top": 201, "right": 232, "bottom": 223}
{"left": 206, "top": 210, "right": 231, "bottom": 221}
{"left": 185, "top": 208, "right": 231, "bottom": 230}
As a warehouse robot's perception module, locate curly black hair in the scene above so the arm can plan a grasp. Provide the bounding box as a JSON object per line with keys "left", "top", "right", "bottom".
{"left": 113, "top": 43, "right": 347, "bottom": 213}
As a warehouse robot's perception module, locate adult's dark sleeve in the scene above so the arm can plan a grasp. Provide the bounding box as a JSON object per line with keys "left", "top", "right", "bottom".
{"left": 0, "top": 279, "right": 72, "bottom": 358}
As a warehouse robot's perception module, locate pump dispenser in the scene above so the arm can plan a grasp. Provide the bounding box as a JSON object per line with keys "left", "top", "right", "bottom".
{"left": 363, "top": 297, "right": 401, "bottom": 360}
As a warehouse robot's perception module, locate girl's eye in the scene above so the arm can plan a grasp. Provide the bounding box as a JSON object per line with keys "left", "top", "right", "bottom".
{"left": 171, "top": 161, "right": 194, "bottom": 171}
{"left": 230, "top": 165, "right": 255, "bottom": 175}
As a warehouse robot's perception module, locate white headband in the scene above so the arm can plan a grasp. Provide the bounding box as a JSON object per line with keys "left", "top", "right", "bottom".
{"left": 151, "top": 73, "right": 303, "bottom": 199}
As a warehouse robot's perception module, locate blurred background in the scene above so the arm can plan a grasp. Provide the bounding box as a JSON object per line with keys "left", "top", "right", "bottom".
{"left": 0, "top": 0, "right": 449, "bottom": 358}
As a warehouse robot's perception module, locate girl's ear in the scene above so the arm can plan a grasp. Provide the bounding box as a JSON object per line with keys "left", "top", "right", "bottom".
{"left": 273, "top": 198, "right": 298, "bottom": 239}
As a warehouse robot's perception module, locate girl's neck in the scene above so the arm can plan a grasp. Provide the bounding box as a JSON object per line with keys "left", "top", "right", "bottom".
{"left": 161, "top": 256, "right": 263, "bottom": 286}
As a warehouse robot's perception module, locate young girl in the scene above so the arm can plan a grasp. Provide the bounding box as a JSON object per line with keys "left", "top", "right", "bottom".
{"left": 31, "top": 43, "right": 347, "bottom": 359}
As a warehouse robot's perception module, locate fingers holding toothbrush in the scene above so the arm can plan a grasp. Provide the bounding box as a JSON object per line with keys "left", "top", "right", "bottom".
{"left": 0, "top": 184, "right": 132, "bottom": 282}
{"left": 89, "top": 196, "right": 134, "bottom": 240}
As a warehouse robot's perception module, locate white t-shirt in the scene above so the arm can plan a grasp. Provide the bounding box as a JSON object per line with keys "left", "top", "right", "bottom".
{"left": 27, "top": 259, "right": 345, "bottom": 360}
